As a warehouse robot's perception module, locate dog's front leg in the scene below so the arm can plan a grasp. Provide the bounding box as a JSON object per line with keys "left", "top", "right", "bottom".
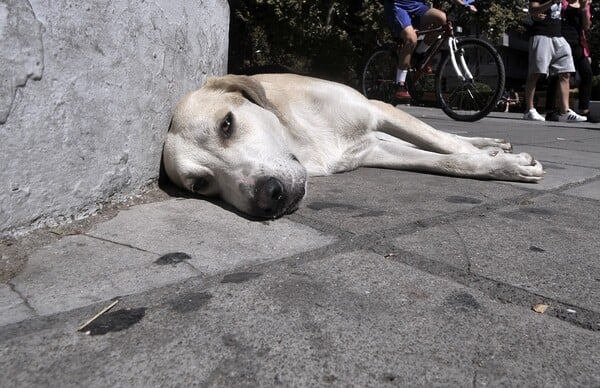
{"left": 362, "top": 136, "right": 544, "bottom": 182}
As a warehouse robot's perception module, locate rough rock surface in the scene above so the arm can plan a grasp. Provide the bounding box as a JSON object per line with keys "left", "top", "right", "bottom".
{"left": 0, "top": 0, "right": 229, "bottom": 236}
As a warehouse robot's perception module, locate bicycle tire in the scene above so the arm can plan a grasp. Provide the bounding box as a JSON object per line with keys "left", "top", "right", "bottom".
{"left": 435, "top": 38, "right": 505, "bottom": 122}
{"left": 362, "top": 48, "right": 397, "bottom": 103}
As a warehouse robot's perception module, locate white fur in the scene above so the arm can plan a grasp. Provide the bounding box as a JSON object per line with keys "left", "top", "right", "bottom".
{"left": 163, "top": 74, "right": 543, "bottom": 218}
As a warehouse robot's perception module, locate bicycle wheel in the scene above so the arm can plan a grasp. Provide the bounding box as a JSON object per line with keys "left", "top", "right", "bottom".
{"left": 362, "top": 48, "right": 397, "bottom": 103}
{"left": 435, "top": 38, "right": 505, "bottom": 122}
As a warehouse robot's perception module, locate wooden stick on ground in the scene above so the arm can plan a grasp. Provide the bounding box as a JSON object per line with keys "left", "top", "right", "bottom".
{"left": 77, "top": 299, "right": 119, "bottom": 332}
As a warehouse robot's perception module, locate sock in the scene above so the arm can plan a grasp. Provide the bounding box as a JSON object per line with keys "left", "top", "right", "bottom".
{"left": 415, "top": 42, "right": 430, "bottom": 54}
{"left": 396, "top": 69, "right": 408, "bottom": 84}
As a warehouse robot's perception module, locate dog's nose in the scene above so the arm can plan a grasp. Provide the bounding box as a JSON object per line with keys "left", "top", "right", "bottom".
{"left": 254, "top": 177, "right": 287, "bottom": 217}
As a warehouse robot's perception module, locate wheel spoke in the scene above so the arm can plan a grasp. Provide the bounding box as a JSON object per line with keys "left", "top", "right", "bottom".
{"left": 362, "top": 49, "right": 397, "bottom": 103}
{"left": 435, "top": 38, "right": 505, "bottom": 121}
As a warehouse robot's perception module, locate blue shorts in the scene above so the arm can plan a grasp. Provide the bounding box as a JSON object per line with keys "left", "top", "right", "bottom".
{"left": 384, "top": 0, "right": 430, "bottom": 35}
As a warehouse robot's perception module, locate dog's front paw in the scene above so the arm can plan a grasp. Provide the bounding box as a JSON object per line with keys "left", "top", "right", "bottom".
{"left": 511, "top": 153, "right": 544, "bottom": 182}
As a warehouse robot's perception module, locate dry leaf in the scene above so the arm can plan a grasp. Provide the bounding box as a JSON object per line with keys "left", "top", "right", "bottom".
{"left": 532, "top": 303, "right": 549, "bottom": 313}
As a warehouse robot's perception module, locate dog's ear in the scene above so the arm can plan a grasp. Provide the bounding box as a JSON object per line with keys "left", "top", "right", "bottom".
{"left": 205, "top": 75, "right": 270, "bottom": 107}
{"left": 204, "top": 75, "right": 286, "bottom": 123}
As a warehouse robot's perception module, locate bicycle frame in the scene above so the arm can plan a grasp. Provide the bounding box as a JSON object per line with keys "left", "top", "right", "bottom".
{"left": 448, "top": 36, "right": 473, "bottom": 82}
{"left": 412, "top": 21, "right": 473, "bottom": 83}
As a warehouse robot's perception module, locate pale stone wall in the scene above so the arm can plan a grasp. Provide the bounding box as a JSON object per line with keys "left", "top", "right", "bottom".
{"left": 0, "top": 0, "right": 229, "bottom": 236}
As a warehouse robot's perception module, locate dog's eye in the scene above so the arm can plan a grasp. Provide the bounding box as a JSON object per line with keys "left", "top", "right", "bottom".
{"left": 191, "top": 177, "right": 210, "bottom": 193}
{"left": 220, "top": 112, "right": 233, "bottom": 138}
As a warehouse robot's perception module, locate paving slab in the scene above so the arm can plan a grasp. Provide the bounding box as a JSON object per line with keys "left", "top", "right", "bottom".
{"left": 564, "top": 179, "right": 600, "bottom": 200}
{"left": 523, "top": 145, "right": 600, "bottom": 169}
{"left": 87, "top": 198, "right": 336, "bottom": 274}
{"left": 393, "top": 193, "right": 600, "bottom": 312}
{"left": 0, "top": 284, "right": 34, "bottom": 326}
{"left": 303, "top": 168, "right": 529, "bottom": 233}
{"left": 408, "top": 107, "right": 600, "bottom": 151}
{"left": 1, "top": 252, "right": 598, "bottom": 387}
{"left": 543, "top": 135, "right": 600, "bottom": 154}
{"left": 500, "top": 160, "right": 599, "bottom": 191}
{"left": 10, "top": 235, "right": 200, "bottom": 316}
{"left": 457, "top": 123, "right": 600, "bottom": 154}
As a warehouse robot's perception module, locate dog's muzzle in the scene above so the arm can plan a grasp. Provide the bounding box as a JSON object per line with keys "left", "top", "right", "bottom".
{"left": 252, "top": 176, "right": 305, "bottom": 218}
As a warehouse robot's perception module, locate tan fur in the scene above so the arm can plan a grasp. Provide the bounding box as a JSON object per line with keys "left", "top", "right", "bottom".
{"left": 163, "top": 74, "right": 543, "bottom": 218}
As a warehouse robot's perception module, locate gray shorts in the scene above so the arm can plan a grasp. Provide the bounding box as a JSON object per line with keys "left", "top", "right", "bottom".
{"left": 528, "top": 35, "right": 575, "bottom": 75}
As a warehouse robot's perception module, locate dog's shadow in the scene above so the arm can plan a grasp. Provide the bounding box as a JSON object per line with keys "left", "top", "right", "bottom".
{"left": 158, "top": 157, "right": 276, "bottom": 223}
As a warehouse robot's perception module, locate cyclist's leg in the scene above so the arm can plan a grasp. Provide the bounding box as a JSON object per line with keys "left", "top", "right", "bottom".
{"left": 399, "top": 27, "right": 418, "bottom": 70}
{"left": 384, "top": 4, "right": 416, "bottom": 73}
{"left": 417, "top": 8, "right": 446, "bottom": 46}
{"left": 384, "top": 3, "right": 417, "bottom": 100}
{"left": 394, "top": 27, "right": 417, "bottom": 100}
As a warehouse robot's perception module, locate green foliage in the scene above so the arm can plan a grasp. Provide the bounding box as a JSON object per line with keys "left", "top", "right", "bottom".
{"left": 432, "top": 0, "right": 528, "bottom": 43}
{"left": 476, "top": 0, "right": 528, "bottom": 42}
{"left": 229, "top": 0, "right": 600, "bottom": 87}
{"left": 229, "top": 0, "right": 384, "bottom": 86}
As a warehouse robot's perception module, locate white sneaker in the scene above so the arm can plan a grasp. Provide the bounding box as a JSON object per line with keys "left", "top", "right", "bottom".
{"left": 558, "top": 109, "right": 587, "bottom": 122}
{"left": 523, "top": 108, "right": 545, "bottom": 121}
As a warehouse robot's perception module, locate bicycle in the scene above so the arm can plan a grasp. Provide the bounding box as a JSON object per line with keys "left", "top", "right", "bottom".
{"left": 361, "top": 7, "right": 505, "bottom": 122}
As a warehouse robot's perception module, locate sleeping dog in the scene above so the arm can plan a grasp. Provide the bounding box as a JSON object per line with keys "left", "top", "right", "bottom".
{"left": 163, "top": 74, "right": 543, "bottom": 218}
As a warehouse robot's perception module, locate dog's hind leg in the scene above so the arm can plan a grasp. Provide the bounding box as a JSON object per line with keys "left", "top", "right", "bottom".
{"left": 369, "top": 100, "right": 507, "bottom": 154}
{"left": 362, "top": 136, "right": 544, "bottom": 182}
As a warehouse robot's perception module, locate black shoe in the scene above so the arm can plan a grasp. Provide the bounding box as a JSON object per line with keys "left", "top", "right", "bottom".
{"left": 545, "top": 110, "right": 559, "bottom": 122}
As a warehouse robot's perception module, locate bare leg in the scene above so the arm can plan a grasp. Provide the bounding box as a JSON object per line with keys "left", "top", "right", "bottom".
{"left": 398, "top": 26, "right": 417, "bottom": 71}
{"left": 557, "top": 72, "right": 570, "bottom": 114}
{"left": 419, "top": 8, "right": 447, "bottom": 45}
{"left": 525, "top": 73, "right": 540, "bottom": 110}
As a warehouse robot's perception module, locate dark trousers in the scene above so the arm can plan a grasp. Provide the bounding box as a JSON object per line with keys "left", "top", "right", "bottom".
{"left": 545, "top": 44, "right": 593, "bottom": 112}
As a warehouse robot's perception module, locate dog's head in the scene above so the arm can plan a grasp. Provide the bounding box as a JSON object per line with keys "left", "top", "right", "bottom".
{"left": 163, "top": 75, "right": 307, "bottom": 219}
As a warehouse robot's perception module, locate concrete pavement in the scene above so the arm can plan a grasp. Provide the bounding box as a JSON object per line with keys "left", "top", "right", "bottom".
{"left": 1, "top": 107, "right": 599, "bottom": 387}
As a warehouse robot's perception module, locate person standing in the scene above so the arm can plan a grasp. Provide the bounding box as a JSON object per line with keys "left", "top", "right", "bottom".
{"left": 544, "top": 0, "right": 596, "bottom": 122}
{"left": 523, "top": 0, "right": 587, "bottom": 122}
